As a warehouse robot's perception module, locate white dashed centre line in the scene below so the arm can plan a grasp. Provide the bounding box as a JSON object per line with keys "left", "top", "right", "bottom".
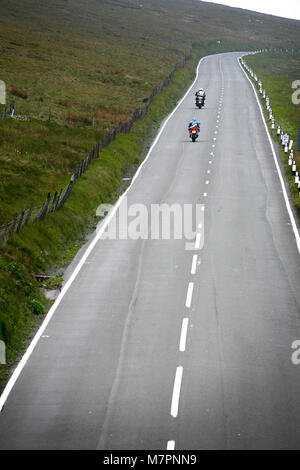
{"left": 191, "top": 255, "right": 198, "bottom": 275}
{"left": 195, "top": 232, "right": 201, "bottom": 250}
{"left": 179, "top": 318, "right": 189, "bottom": 352}
{"left": 170, "top": 366, "right": 183, "bottom": 418}
{"left": 185, "top": 282, "right": 194, "bottom": 308}
{"left": 167, "top": 440, "right": 176, "bottom": 450}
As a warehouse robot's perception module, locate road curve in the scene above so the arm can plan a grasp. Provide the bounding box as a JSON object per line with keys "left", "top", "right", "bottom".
{"left": 0, "top": 52, "right": 300, "bottom": 450}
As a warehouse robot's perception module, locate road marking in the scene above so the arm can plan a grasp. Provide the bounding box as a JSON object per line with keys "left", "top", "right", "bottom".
{"left": 167, "top": 440, "right": 175, "bottom": 450}
{"left": 170, "top": 366, "right": 183, "bottom": 418}
{"left": 238, "top": 56, "right": 300, "bottom": 253}
{"left": 195, "top": 232, "right": 201, "bottom": 250}
{"left": 207, "top": 170, "right": 211, "bottom": 174}
{"left": 191, "top": 255, "right": 198, "bottom": 274}
{"left": 205, "top": 180, "right": 210, "bottom": 185}
{"left": 179, "top": 318, "right": 189, "bottom": 352}
{"left": 185, "top": 282, "right": 194, "bottom": 308}
{"left": 204, "top": 193, "right": 208, "bottom": 197}
{"left": 0, "top": 54, "right": 211, "bottom": 413}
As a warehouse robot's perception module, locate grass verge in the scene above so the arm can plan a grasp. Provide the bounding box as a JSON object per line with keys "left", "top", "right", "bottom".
{"left": 244, "top": 51, "right": 300, "bottom": 218}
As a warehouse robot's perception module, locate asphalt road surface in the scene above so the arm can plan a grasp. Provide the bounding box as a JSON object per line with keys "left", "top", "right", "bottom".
{"left": 0, "top": 52, "right": 300, "bottom": 450}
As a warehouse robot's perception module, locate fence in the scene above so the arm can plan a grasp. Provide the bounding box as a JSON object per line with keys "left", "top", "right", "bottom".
{"left": 0, "top": 102, "right": 16, "bottom": 120}
{"left": 0, "top": 143, "right": 100, "bottom": 245}
{"left": 240, "top": 53, "right": 300, "bottom": 217}
{"left": 0, "top": 45, "right": 197, "bottom": 245}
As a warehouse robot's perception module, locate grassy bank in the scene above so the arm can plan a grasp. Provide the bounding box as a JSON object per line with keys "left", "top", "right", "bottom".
{"left": 244, "top": 51, "right": 300, "bottom": 215}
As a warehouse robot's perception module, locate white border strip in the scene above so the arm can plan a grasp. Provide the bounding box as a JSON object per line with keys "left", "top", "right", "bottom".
{"left": 0, "top": 54, "right": 208, "bottom": 412}
{"left": 238, "top": 56, "right": 300, "bottom": 253}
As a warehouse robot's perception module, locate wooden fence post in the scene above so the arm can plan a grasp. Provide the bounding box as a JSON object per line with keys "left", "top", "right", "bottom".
{"left": 34, "top": 197, "right": 48, "bottom": 222}
{"left": 58, "top": 176, "right": 75, "bottom": 209}
{"left": 24, "top": 202, "right": 34, "bottom": 226}
{"left": 54, "top": 189, "right": 63, "bottom": 211}
{"left": 0, "top": 221, "right": 8, "bottom": 245}
{"left": 16, "top": 206, "right": 26, "bottom": 233}
{"left": 49, "top": 191, "right": 58, "bottom": 213}
{"left": 40, "top": 193, "right": 52, "bottom": 219}
{"left": 8, "top": 213, "right": 18, "bottom": 240}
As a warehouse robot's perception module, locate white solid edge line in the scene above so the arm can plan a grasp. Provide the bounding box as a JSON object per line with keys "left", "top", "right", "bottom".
{"left": 170, "top": 366, "right": 183, "bottom": 418}
{"left": 185, "top": 282, "right": 194, "bottom": 308}
{"left": 179, "top": 318, "right": 189, "bottom": 352}
{"left": 167, "top": 440, "right": 176, "bottom": 450}
{"left": 238, "top": 56, "right": 300, "bottom": 253}
{"left": 0, "top": 54, "right": 209, "bottom": 412}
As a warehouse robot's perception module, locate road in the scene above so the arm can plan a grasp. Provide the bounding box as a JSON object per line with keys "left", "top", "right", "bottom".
{"left": 0, "top": 52, "right": 300, "bottom": 450}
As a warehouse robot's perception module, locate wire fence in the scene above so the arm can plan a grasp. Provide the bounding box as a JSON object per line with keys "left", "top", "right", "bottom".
{"left": 0, "top": 143, "right": 100, "bottom": 245}
{"left": 0, "top": 101, "right": 16, "bottom": 120}
{"left": 0, "top": 45, "right": 197, "bottom": 245}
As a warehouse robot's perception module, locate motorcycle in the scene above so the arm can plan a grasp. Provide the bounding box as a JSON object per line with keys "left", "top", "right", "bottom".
{"left": 189, "top": 126, "right": 199, "bottom": 142}
{"left": 196, "top": 96, "right": 204, "bottom": 109}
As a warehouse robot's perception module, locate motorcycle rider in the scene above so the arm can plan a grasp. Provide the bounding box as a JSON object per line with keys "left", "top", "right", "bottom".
{"left": 195, "top": 88, "right": 206, "bottom": 103}
{"left": 188, "top": 119, "right": 201, "bottom": 135}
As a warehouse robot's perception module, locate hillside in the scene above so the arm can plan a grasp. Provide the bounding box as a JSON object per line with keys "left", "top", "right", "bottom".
{"left": 1, "top": 0, "right": 300, "bottom": 128}
{"left": 0, "top": 0, "right": 299, "bottom": 222}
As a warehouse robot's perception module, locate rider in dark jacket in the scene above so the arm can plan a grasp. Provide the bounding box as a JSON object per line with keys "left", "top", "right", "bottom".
{"left": 195, "top": 88, "right": 206, "bottom": 104}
